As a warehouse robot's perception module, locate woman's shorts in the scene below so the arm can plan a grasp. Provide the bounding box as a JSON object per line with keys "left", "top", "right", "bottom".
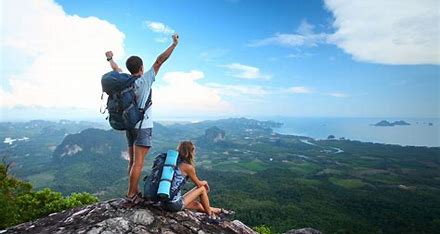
{"left": 162, "top": 196, "right": 184, "bottom": 212}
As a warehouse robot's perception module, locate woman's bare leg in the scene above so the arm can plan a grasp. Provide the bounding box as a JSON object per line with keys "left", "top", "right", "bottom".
{"left": 211, "top": 207, "right": 221, "bottom": 214}
{"left": 185, "top": 200, "right": 221, "bottom": 214}
{"left": 185, "top": 200, "right": 204, "bottom": 212}
{"left": 183, "top": 186, "right": 214, "bottom": 215}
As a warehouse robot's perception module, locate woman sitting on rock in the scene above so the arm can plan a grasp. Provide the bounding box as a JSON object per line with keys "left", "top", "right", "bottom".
{"left": 162, "top": 141, "right": 233, "bottom": 222}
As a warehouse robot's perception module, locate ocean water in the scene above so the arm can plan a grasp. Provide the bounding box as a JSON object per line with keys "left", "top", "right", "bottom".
{"left": 268, "top": 117, "right": 440, "bottom": 147}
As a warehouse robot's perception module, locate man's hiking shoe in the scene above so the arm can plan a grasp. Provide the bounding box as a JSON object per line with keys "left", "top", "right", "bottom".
{"left": 218, "top": 208, "right": 235, "bottom": 220}
{"left": 122, "top": 192, "right": 144, "bottom": 208}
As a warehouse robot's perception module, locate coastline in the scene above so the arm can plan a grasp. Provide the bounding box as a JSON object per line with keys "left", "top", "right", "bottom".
{"left": 270, "top": 117, "right": 440, "bottom": 148}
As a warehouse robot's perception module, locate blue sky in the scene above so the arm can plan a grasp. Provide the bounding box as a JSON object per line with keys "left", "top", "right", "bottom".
{"left": 1, "top": 0, "right": 439, "bottom": 120}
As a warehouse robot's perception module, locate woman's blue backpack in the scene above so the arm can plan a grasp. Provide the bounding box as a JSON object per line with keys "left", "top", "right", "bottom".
{"left": 143, "top": 151, "right": 187, "bottom": 201}
{"left": 101, "top": 71, "right": 151, "bottom": 130}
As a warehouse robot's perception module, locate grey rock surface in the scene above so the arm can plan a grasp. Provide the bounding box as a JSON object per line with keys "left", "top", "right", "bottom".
{"left": 284, "top": 227, "right": 323, "bottom": 234}
{"left": 3, "top": 198, "right": 256, "bottom": 234}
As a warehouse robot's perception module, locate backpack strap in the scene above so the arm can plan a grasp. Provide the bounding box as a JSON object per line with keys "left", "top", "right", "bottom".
{"left": 129, "top": 74, "right": 152, "bottom": 131}
{"left": 163, "top": 163, "right": 177, "bottom": 169}
{"left": 100, "top": 92, "right": 107, "bottom": 115}
{"left": 143, "top": 89, "right": 153, "bottom": 111}
{"left": 137, "top": 88, "right": 152, "bottom": 131}
{"left": 121, "top": 85, "right": 135, "bottom": 95}
{"left": 160, "top": 178, "right": 173, "bottom": 183}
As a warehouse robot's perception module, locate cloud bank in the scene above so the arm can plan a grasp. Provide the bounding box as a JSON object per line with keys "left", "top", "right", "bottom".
{"left": 155, "top": 70, "right": 231, "bottom": 115}
{"left": 324, "top": 0, "right": 440, "bottom": 65}
{"left": 1, "top": 0, "right": 125, "bottom": 110}
{"left": 250, "top": 1, "right": 439, "bottom": 65}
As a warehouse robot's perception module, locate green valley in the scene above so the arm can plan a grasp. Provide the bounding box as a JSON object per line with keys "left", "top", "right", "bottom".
{"left": 1, "top": 118, "right": 439, "bottom": 233}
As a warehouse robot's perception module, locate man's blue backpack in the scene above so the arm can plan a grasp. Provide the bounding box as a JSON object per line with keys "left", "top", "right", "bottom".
{"left": 101, "top": 71, "right": 151, "bottom": 130}
{"left": 143, "top": 151, "right": 187, "bottom": 202}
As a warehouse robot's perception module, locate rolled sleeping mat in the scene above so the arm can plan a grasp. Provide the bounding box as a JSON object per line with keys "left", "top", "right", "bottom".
{"left": 157, "top": 149, "right": 179, "bottom": 200}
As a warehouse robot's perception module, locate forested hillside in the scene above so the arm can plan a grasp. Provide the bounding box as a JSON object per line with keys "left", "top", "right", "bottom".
{"left": 1, "top": 118, "right": 439, "bottom": 233}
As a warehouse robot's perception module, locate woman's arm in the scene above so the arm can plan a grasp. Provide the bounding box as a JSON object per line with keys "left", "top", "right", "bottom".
{"left": 182, "top": 164, "right": 207, "bottom": 188}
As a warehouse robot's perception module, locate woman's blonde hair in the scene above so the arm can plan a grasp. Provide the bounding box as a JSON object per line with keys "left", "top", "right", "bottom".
{"left": 177, "top": 141, "right": 195, "bottom": 166}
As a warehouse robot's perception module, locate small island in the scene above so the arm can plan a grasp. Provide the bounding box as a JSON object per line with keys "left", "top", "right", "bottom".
{"left": 374, "top": 120, "right": 411, "bottom": 127}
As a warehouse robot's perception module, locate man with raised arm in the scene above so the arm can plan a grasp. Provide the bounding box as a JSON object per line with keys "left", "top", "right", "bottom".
{"left": 105, "top": 33, "right": 179, "bottom": 206}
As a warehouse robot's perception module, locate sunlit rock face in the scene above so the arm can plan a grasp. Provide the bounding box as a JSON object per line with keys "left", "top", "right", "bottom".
{"left": 204, "top": 126, "right": 226, "bottom": 143}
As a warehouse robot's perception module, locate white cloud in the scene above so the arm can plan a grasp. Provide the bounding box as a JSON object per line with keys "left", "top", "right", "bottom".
{"left": 207, "top": 83, "right": 269, "bottom": 97}
{"left": 248, "top": 34, "right": 308, "bottom": 47}
{"left": 297, "top": 19, "right": 315, "bottom": 35}
{"left": 248, "top": 20, "right": 328, "bottom": 48}
{"left": 200, "top": 48, "right": 229, "bottom": 62}
{"left": 155, "top": 70, "right": 231, "bottom": 114}
{"left": 324, "top": 0, "right": 440, "bottom": 65}
{"left": 0, "top": 0, "right": 125, "bottom": 109}
{"left": 154, "top": 37, "right": 168, "bottom": 43}
{"left": 286, "top": 86, "right": 313, "bottom": 94}
{"left": 249, "top": 2, "right": 440, "bottom": 65}
{"left": 144, "top": 21, "right": 175, "bottom": 35}
{"left": 144, "top": 21, "right": 175, "bottom": 44}
{"left": 286, "top": 52, "right": 314, "bottom": 59}
{"left": 221, "top": 63, "right": 271, "bottom": 80}
{"left": 284, "top": 87, "right": 348, "bottom": 98}
{"left": 328, "top": 92, "right": 348, "bottom": 98}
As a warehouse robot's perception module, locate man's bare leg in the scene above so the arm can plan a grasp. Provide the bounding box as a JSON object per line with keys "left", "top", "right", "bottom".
{"left": 127, "top": 145, "right": 149, "bottom": 197}
{"left": 127, "top": 146, "right": 134, "bottom": 176}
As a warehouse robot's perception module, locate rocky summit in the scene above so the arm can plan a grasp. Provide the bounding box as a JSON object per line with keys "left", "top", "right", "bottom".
{"left": 2, "top": 198, "right": 323, "bottom": 234}
{"left": 3, "top": 198, "right": 255, "bottom": 234}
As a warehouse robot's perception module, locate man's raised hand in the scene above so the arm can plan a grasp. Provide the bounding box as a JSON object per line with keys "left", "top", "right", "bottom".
{"left": 105, "top": 51, "right": 122, "bottom": 72}
{"left": 153, "top": 34, "right": 179, "bottom": 75}
{"left": 105, "top": 51, "right": 113, "bottom": 59}
{"left": 172, "top": 34, "right": 179, "bottom": 46}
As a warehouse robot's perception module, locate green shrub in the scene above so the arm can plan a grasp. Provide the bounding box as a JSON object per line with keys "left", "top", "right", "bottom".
{"left": 0, "top": 163, "right": 98, "bottom": 229}
{"left": 254, "top": 224, "right": 275, "bottom": 234}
